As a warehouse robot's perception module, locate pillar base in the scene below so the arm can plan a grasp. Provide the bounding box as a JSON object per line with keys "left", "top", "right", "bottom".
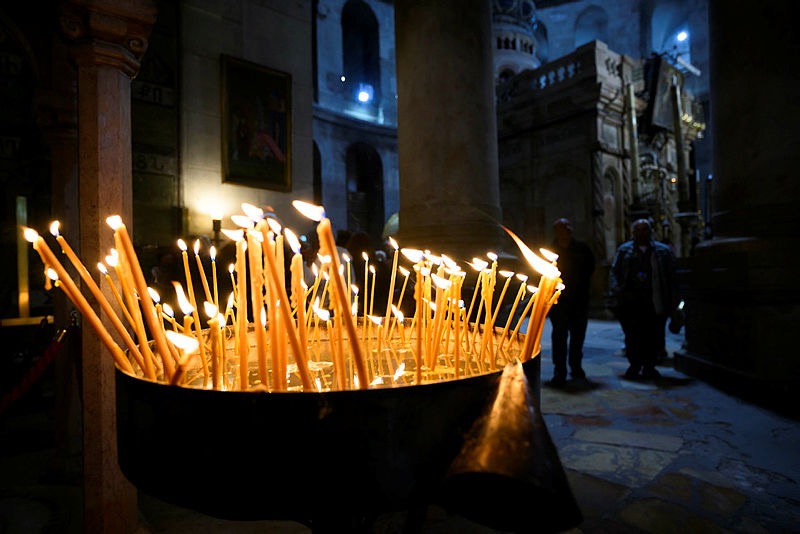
{"left": 675, "top": 235, "right": 800, "bottom": 419}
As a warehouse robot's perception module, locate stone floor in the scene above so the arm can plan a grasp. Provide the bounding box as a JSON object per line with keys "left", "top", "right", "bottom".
{"left": 2, "top": 319, "right": 799, "bottom": 533}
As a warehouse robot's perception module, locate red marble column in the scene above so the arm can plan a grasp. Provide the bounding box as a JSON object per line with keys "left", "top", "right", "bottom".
{"left": 60, "top": 1, "right": 155, "bottom": 531}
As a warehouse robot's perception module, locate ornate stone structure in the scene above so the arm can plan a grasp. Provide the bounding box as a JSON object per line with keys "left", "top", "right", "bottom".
{"left": 496, "top": 40, "right": 704, "bottom": 311}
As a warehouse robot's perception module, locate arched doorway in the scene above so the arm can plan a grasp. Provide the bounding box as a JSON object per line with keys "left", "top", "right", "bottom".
{"left": 345, "top": 142, "right": 384, "bottom": 243}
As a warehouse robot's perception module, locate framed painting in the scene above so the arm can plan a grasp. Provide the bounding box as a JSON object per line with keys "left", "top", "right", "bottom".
{"left": 221, "top": 55, "right": 292, "bottom": 190}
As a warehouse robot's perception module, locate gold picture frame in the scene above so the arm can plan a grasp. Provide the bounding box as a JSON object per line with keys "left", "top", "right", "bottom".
{"left": 221, "top": 55, "right": 291, "bottom": 190}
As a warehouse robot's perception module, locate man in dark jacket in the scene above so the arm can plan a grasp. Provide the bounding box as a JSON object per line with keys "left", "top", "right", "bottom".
{"left": 547, "top": 218, "right": 596, "bottom": 386}
{"left": 610, "top": 219, "right": 679, "bottom": 379}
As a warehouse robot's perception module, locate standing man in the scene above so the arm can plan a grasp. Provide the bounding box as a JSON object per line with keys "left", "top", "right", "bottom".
{"left": 610, "top": 219, "right": 679, "bottom": 380}
{"left": 547, "top": 218, "right": 596, "bottom": 386}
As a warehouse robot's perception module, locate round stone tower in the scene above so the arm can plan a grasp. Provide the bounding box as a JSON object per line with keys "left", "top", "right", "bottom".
{"left": 492, "top": 0, "right": 539, "bottom": 83}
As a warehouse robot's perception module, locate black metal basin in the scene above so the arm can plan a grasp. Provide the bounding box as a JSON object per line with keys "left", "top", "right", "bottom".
{"left": 115, "top": 357, "right": 540, "bottom": 523}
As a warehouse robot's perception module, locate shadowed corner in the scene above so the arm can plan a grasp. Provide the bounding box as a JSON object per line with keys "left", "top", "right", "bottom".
{"left": 439, "top": 358, "right": 582, "bottom": 533}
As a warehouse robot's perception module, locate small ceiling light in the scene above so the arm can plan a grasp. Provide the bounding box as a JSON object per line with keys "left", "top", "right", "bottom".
{"left": 677, "top": 31, "right": 688, "bottom": 42}
{"left": 356, "top": 83, "right": 373, "bottom": 103}
{"left": 340, "top": 75, "right": 346, "bottom": 82}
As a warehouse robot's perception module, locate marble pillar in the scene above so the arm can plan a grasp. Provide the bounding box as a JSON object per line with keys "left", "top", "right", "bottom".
{"left": 394, "top": 0, "right": 503, "bottom": 260}
{"left": 675, "top": 1, "right": 800, "bottom": 400}
{"left": 60, "top": 1, "right": 156, "bottom": 531}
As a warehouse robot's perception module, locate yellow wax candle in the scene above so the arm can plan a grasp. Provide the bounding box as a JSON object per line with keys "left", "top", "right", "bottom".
{"left": 107, "top": 217, "right": 175, "bottom": 380}
{"left": 259, "top": 225, "right": 312, "bottom": 390}
{"left": 193, "top": 239, "right": 213, "bottom": 304}
{"left": 293, "top": 201, "right": 367, "bottom": 388}
{"left": 499, "top": 275, "right": 529, "bottom": 350}
{"left": 210, "top": 246, "right": 219, "bottom": 309}
{"left": 97, "top": 262, "right": 136, "bottom": 330}
{"left": 235, "top": 238, "right": 249, "bottom": 389}
{"left": 49, "top": 226, "right": 150, "bottom": 376}
{"left": 176, "top": 238, "right": 207, "bottom": 379}
{"left": 382, "top": 237, "right": 399, "bottom": 340}
{"left": 245, "top": 229, "right": 269, "bottom": 385}
{"left": 24, "top": 229, "right": 134, "bottom": 374}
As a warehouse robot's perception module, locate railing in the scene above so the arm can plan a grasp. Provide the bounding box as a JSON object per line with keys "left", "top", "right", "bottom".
{"left": 496, "top": 40, "right": 623, "bottom": 105}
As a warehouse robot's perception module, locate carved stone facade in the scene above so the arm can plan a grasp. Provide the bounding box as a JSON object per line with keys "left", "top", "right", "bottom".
{"left": 496, "top": 40, "right": 705, "bottom": 312}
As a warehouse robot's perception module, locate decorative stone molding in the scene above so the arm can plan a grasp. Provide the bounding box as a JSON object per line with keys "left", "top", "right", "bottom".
{"left": 60, "top": 0, "right": 156, "bottom": 77}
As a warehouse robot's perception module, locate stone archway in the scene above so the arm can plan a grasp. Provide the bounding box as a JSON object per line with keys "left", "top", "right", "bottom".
{"left": 345, "top": 141, "right": 384, "bottom": 243}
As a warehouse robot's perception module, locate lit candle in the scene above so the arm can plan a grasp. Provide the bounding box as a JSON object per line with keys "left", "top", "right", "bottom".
{"left": 499, "top": 274, "right": 529, "bottom": 350}
{"left": 173, "top": 281, "right": 208, "bottom": 381}
{"left": 285, "top": 229, "right": 308, "bottom": 352}
{"left": 50, "top": 226, "right": 149, "bottom": 375}
{"left": 107, "top": 216, "right": 175, "bottom": 380}
{"left": 382, "top": 237, "right": 399, "bottom": 340}
{"left": 204, "top": 301, "right": 223, "bottom": 389}
{"left": 193, "top": 239, "right": 213, "bottom": 304}
{"left": 24, "top": 228, "right": 134, "bottom": 374}
{"left": 258, "top": 223, "right": 312, "bottom": 390}
{"left": 504, "top": 225, "right": 561, "bottom": 361}
{"left": 233, "top": 234, "right": 249, "bottom": 389}
{"left": 175, "top": 238, "right": 207, "bottom": 380}
{"left": 244, "top": 227, "right": 269, "bottom": 386}
{"left": 165, "top": 330, "right": 200, "bottom": 386}
{"left": 210, "top": 246, "right": 219, "bottom": 309}
{"left": 293, "top": 201, "right": 367, "bottom": 388}
{"left": 97, "top": 261, "right": 135, "bottom": 329}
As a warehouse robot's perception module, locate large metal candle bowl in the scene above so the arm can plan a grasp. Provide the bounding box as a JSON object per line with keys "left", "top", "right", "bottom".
{"left": 24, "top": 204, "right": 582, "bottom": 532}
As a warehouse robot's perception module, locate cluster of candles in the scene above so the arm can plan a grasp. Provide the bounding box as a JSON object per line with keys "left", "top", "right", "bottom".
{"left": 23, "top": 200, "right": 563, "bottom": 392}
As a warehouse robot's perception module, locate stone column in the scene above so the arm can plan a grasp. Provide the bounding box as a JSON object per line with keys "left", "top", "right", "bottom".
{"left": 675, "top": 1, "right": 800, "bottom": 401}
{"left": 394, "top": 0, "right": 502, "bottom": 259}
{"left": 60, "top": 1, "right": 156, "bottom": 531}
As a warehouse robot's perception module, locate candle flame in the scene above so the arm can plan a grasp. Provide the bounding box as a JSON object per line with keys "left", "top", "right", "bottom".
{"left": 487, "top": 251, "right": 498, "bottom": 262}
{"left": 468, "top": 258, "right": 489, "bottom": 271}
{"left": 97, "top": 262, "right": 108, "bottom": 275}
{"left": 204, "top": 301, "right": 218, "bottom": 318}
{"left": 210, "top": 246, "right": 216, "bottom": 260}
{"left": 431, "top": 272, "right": 452, "bottom": 290}
{"left": 399, "top": 266, "right": 410, "bottom": 277}
{"left": 23, "top": 227, "right": 39, "bottom": 243}
{"left": 284, "top": 228, "right": 301, "bottom": 253}
{"left": 292, "top": 200, "right": 325, "bottom": 221}
{"left": 502, "top": 225, "right": 560, "bottom": 279}
{"left": 193, "top": 239, "right": 201, "bottom": 255}
{"left": 367, "top": 315, "right": 382, "bottom": 326}
{"left": 516, "top": 273, "right": 529, "bottom": 282}
{"left": 313, "top": 305, "right": 331, "bottom": 321}
{"left": 266, "top": 217, "right": 282, "bottom": 234}
{"left": 391, "top": 305, "right": 404, "bottom": 322}
{"left": 401, "top": 248, "right": 424, "bottom": 264}
{"left": 177, "top": 239, "right": 187, "bottom": 251}
{"left": 105, "top": 250, "right": 119, "bottom": 267}
{"left": 241, "top": 202, "right": 264, "bottom": 221}
{"left": 172, "top": 282, "right": 194, "bottom": 315}
{"left": 221, "top": 228, "right": 244, "bottom": 241}
{"left": 499, "top": 270, "right": 514, "bottom": 278}
{"left": 49, "top": 221, "right": 60, "bottom": 237}
{"left": 539, "top": 247, "right": 558, "bottom": 263}
{"left": 342, "top": 252, "right": 351, "bottom": 263}
{"left": 147, "top": 287, "right": 160, "bottom": 303}
{"left": 388, "top": 237, "right": 398, "bottom": 250}
{"left": 162, "top": 303, "right": 174, "bottom": 317}
{"left": 46, "top": 267, "right": 58, "bottom": 281}
{"left": 165, "top": 330, "right": 199, "bottom": 354}
{"left": 393, "top": 362, "right": 406, "bottom": 382}
{"left": 246, "top": 228, "right": 264, "bottom": 242}
{"left": 231, "top": 214, "right": 253, "bottom": 228}
{"left": 105, "top": 215, "right": 123, "bottom": 230}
